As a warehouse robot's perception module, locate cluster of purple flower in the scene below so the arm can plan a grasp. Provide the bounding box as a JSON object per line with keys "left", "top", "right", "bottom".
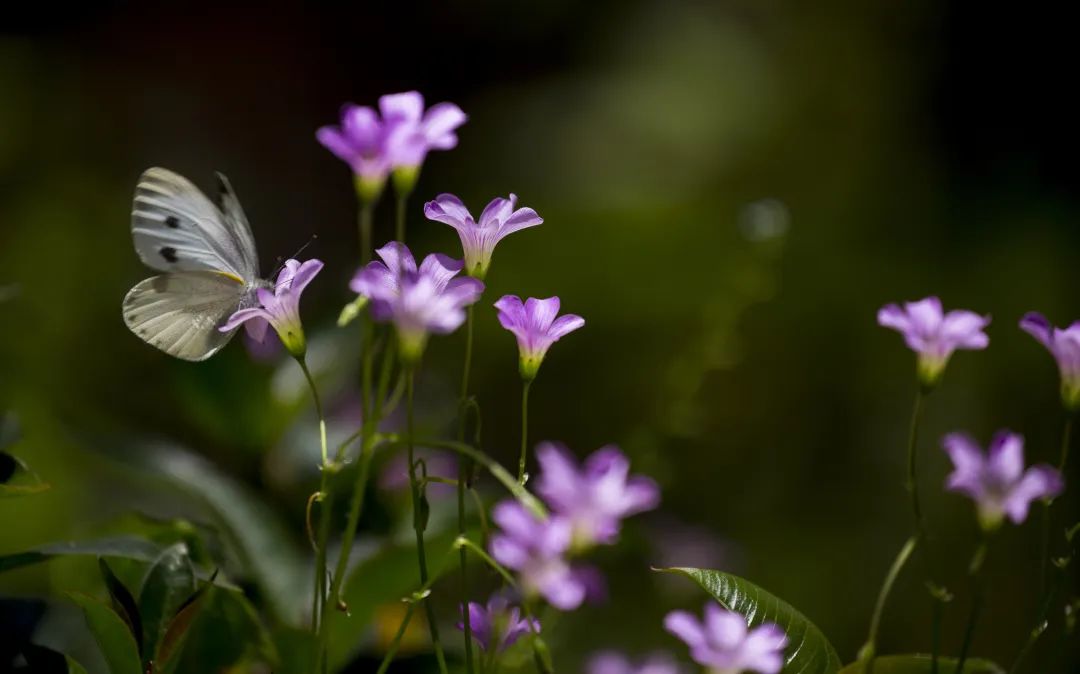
{"left": 877, "top": 296, "right": 1067, "bottom": 525}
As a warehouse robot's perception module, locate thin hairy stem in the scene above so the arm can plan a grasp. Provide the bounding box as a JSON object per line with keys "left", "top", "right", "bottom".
{"left": 861, "top": 535, "right": 918, "bottom": 673}
{"left": 1040, "top": 416, "right": 1073, "bottom": 594}
{"left": 457, "top": 306, "right": 477, "bottom": 674}
{"left": 956, "top": 540, "right": 989, "bottom": 672}
{"left": 518, "top": 379, "right": 532, "bottom": 484}
{"left": 375, "top": 604, "right": 416, "bottom": 674}
{"left": 906, "top": 389, "right": 925, "bottom": 536}
{"left": 299, "top": 357, "right": 330, "bottom": 670}
{"left": 406, "top": 370, "right": 449, "bottom": 674}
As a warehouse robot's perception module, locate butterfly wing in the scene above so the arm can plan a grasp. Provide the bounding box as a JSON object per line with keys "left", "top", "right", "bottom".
{"left": 123, "top": 271, "right": 253, "bottom": 361}
{"left": 131, "top": 167, "right": 260, "bottom": 282}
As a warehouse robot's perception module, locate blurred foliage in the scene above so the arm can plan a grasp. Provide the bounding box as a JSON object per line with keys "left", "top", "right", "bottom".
{"left": 2, "top": 0, "right": 1080, "bottom": 672}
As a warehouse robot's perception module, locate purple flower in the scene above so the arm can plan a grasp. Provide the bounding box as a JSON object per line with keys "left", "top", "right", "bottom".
{"left": 424, "top": 193, "right": 543, "bottom": 279}
{"left": 317, "top": 92, "right": 466, "bottom": 201}
{"left": 535, "top": 443, "right": 659, "bottom": 550}
{"left": 587, "top": 651, "right": 684, "bottom": 674}
{"left": 381, "top": 91, "right": 467, "bottom": 193}
{"left": 494, "top": 296, "right": 584, "bottom": 380}
{"left": 350, "top": 242, "right": 483, "bottom": 361}
{"left": 489, "top": 501, "right": 587, "bottom": 610}
{"left": 457, "top": 595, "right": 539, "bottom": 653}
{"left": 316, "top": 103, "right": 394, "bottom": 202}
{"left": 877, "top": 296, "right": 990, "bottom": 388}
{"left": 220, "top": 258, "right": 323, "bottom": 358}
{"left": 665, "top": 603, "right": 788, "bottom": 674}
{"left": 942, "top": 430, "right": 1065, "bottom": 531}
{"left": 1019, "top": 312, "right": 1080, "bottom": 411}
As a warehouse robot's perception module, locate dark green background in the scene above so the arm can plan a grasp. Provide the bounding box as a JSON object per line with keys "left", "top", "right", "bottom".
{"left": 2, "top": 1, "right": 1078, "bottom": 671}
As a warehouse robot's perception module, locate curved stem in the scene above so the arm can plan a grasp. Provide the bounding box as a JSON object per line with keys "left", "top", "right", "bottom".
{"left": 375, "top": 604, "right": 416, "bottom": 674}
{"left": 518, "top": 379, "right": 532, "bottom": 484}
{"left": 298, "top": 357, "right": 330, "bottom": 670}
{"left": 413, "top": 438, "right": 547, "bottom": 518}
{"left": 956, "top": 540, "right": 990, "bottom": 672}
{"left": 861, "top": 535, "right": 918, "bottom": 673}
{"left": 905, "top": 390, "right": 925, "bottom": 536}
{"left": 406, "top": 370, "right": 449, "bottom": 674}
{"left": 458, "top": 307, "right": 477, "bottom": 674}
{"left": 1039, "top": 415, "right": 1072, "bottom": 596}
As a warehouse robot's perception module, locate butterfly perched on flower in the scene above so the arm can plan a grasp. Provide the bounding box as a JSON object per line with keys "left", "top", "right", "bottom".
{"left": 122, "top": 168, "right": 270, "bottom": 361}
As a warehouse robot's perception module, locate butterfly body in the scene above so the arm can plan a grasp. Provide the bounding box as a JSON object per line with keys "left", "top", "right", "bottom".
{"left": 123, "top": 168, "right": 264, "bottom": 361}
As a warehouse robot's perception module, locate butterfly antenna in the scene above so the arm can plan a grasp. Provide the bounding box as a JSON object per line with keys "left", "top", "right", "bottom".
{"left": 270, "top": 235, "right": 318, "bottom": 286}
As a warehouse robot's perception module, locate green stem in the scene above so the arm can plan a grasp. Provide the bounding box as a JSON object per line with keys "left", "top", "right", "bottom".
{"left": 298, "top": 357, "right": 330, "bottom": 669}
{"left": 375, "top": 604, "right": 416, "bottom": 674}
{"left": 395, "top": 194, "right": 407, "bottom": 242}
{"left": 414, "top": 438, "right": 547, "bottom": 518}
{"left": 956, "top": 540, "right": 990, "bottom": 672}
{"left": 458, "top": 306, "right": 477, "bottom": 674}
{"left": 906, "top": 389, "right": 925, "bottom": 536}
{"left": 1041, "top": 416, "right": 1074, "bottom": 594}
{"left": 930, "top": 596, "right": 943, "bottom": 674}
{"left": 861, "top": 535, "right": 918, "bottom": 673}
{"left": 406, "top": 370, "right": 449, "bottom": 674}
{"left": 518, "top": 379, "right": 532, "bottom": 484}
{"left": 359, "top": 203, "right": 373, "bottom": 264}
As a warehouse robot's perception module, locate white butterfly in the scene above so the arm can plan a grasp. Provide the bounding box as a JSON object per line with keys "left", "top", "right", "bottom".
{"left": 123, "top": 168, "right": 269, "bottom": 361}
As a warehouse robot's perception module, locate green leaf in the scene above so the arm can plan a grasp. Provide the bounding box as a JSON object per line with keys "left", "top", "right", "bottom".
{"left": 18, "top": 643, "right": 89, "bottom": 673}
{"left": 84, "top": 436, "right": 306, "bottom": 622}
{"left": 0, "top": 451, "right": 50, "bottom": 497}
{"left": 138, "top": 543, "right": 196, "bottom": 670}
{"left": 154, "top": 571, "right": 215, "bottom": 674}
{"left": 69, "top": 592, "right": 143, "bottom": 674}
{"left": 98, "top": 558, "right": 143, "bottom": 655}
{"left": 174, "top": 585, "right": 278, "bottom": 673}
{"left": 660, "top": 567, "right": 842, "bottom": 674}
{"left": 0, "top": 536, "right": 165, "bottom": 575}
{"left": 837, "top": 655, "right": 1004, "bottom": 673}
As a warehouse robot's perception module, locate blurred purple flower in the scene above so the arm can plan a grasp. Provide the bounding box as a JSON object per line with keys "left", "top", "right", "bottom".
{"left": 1019, "top": 312, "right": 1080, "bottom": 411}
{"left": 942, "top": 430, "right": 1064, "bottom": 531}
{"left": 316, "top": 92, "right": 465, "bottom": 200}
{"left": 423, "top": 193, "right": 543, "bottom": 279}
{"left": 587, "top": 651, "right": 684, "bottom": 674}
{"left": 877, "top": 296, "right": 990, "bottom": 388}
{"left": 381, "top": 91, "right": 466, "bottom": 193}
{"left": 221, "top": 258, "right": 323, "bottom": 358}
{"left": 494, "top": 296, "right": 585, "bottom": 380}
{"left": 665, "top": 603, "right": 787, "bottom": 674}
{"left": 242, "top": 321, "right": 282, "bottom": 361}
{"left": 379, "top": 449, "right": 458, "bottom": 499}
{"left": 535, "top": 443, "right": 659, "bottom": 550}
{"left": 350, "top": 242, "right": 483, "bottom": 361}
{"left": 456, "top": 595, "right": 539, "bottom": 652}
{"left": 489, "top": 501, "right": 587, "bottom": 610}
{"left": 649, "top": 517, "right": 740, "bottom": 575}
{"left": 316, "top": 103, "right": 394, "bottom": 201}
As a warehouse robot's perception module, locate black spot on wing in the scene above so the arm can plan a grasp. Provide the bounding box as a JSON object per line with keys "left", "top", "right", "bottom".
{"left": 160, "top": 247, "right": 179, "bottom": 263}
{"left": 165, "top": 216, "right": 180, "bottom": 228}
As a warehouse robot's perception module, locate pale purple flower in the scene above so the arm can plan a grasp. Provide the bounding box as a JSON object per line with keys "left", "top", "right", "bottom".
{"left": 456, "top": 595, "right": 539, "bottom": 652}
{"left": 316, "top": 103, "right": 394, "bottom": 201}
{"left": 489, "top": 501, "right": 587, "bottom": 610}
{"left": 535, "top": 443, "right": 659, "bottom": 550}
{"left": 942, "top": 430, "right": 1065, "bottom": 531}
{"left": 381, "top": 91, "right": 466, "bottom": 168}
{"left": 424, "top": 193, "right": 543, "bottom": 279}
{"left": 350, "top": 242, "right": 483, "bottom": 361}
{"left": 877, "top": 296, "right": 990, "bottom": 387}
{"left": 665, "top": 603, "right": 788, "bottom": 674}
{"left": 494, "top": 296, "right": 585, "bottom": 380}
{"left": 1019, "top": 312, "right": 1080, "bottom": 410}
{"left": 220, "top": 259, "right": 323, "bottom": 358}
{"left": 587, "top": 651, "right": 684, "bottom": 674}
